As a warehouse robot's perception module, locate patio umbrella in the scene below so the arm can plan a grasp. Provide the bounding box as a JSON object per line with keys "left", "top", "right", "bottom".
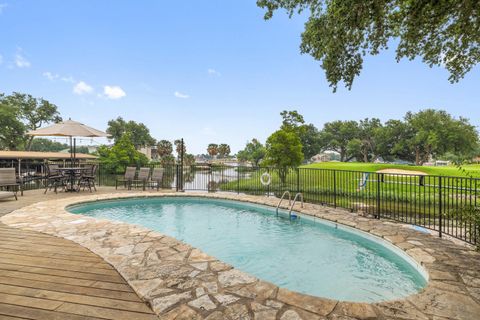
{"left": 27, "top": 119, "right": 109, "bottom": 162}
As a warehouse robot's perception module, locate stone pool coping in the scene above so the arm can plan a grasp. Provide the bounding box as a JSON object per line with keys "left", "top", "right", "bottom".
{"left": 1, "top": 192, "right": 480, "bottom": 320}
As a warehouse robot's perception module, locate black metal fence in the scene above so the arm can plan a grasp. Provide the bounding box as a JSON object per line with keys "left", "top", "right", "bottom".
{"left": 2, "top": 161, "right": 479, "bottom": 246}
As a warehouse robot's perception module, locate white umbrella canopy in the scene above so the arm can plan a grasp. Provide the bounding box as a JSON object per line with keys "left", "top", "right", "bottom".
{"left": 27, "top": 119, "right": 109, "bottom": 138}
{"left": 27, "top": 119, "right": 109, "bottom": 163}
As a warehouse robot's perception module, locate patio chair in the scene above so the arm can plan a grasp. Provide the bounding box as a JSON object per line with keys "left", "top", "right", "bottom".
{"left": 116, "top": 166, "right": 136, "bottom": 190}
{"left": 44, "top": 164, "right": 66, "bottom": 194}
{"left": 78, "top": 164, "right": 98, "bottom": 192}
{"left": 149, "top": 167, "right": 164, "bottom": 191}
{"left": 0, "top": 168, "right": 21, "bottom": 200}
{"left": 132, "top": 167, "right": 151, "bottom": 191}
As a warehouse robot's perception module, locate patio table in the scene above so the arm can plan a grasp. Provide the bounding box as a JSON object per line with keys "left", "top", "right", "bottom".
{"left": 58, "top": 167, "right": 89, "bottom": 192}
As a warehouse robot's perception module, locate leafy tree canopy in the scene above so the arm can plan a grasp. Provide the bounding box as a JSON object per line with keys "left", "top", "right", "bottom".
{"left": 174, "top": 139, "right": 186, "bottom": 159}
{"left": 0, "top": 95, "right": 25, "bottom": 150}
{"left": 317, "top": 110, "right": 479, "bottom": 164}
{"left": 265, "top": 129, "right": 303, "bottom": 182}
{"left": 184, "top": 153, "right": 196, "bottom": 166}
{"left": 280, "top": 110, "right": 321, "bottom": 160}
{"left": 280, "top": 110, "right": 305, "bottom": 130}
{"left": 218, "top": 144, "right": 231, "bottom": 158}
{"left": 157, "top": 140, "right": 173, "bottom": 159}
{"left": 106, "top": 117, "right": 156, "bottom": 148}
{"left": 29, "top": 138, "right": 68, "bottom": 152}
{"left": 258, "top": 0, "right": 480, "bottom": 91}
{"left": 237, "top": 138, "right": 267, "bottom": 166}
{"left": 207, "top": 143, "right": 219, "bottom": 157}
{"left": 97, "top": 133, "right": 149, "bottom": 174}
{"left": 319, "top": 120, "right": 360, "bottom": 161}
{"left": 0, "top": 92, "right": 61, "bottom": 150}
{"left": 404, "top": 109, "right": 479, "bottom": 165}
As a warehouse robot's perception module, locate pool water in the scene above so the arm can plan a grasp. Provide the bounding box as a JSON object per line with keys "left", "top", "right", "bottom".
{"left": 69, "top": 197, "right": 427, "bottom": 302}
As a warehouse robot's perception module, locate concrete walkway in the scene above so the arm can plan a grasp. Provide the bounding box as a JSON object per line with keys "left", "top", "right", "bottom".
{"left": 0, "top": 189, "right": 159, "bottom": 320}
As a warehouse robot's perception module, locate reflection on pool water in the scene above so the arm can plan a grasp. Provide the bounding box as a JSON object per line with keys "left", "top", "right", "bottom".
{"left": 69, "top": 197, "right": 428, "bottom": 302}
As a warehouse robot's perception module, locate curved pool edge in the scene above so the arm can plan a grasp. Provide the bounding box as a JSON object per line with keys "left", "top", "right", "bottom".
{"left": 66, "top": 195, "right": 430, "bottom": 290}
{"left": 2, "top": 192, "right": 480, "bottom": 320}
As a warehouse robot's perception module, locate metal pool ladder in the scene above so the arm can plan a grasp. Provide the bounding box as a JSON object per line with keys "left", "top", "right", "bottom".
{"left": 289, "top": 193, "right": 304, "bottom": 216}
{"left": 276, "top": 191, "right": 291, "bottom": 215}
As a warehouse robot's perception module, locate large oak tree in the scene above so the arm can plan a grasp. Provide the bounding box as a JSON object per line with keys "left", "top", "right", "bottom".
{"left": 258, "top": 0, "right": 480, "bottom": 91}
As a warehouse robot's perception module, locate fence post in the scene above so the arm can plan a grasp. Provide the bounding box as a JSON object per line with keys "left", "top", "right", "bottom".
{"left": 296, "top": 168, "right": 300, "bottom": 194}
{"left": 376, "top": 173, "right": 381, "bottom": 219}
{"left": 438, "top": 176, "right": 443, "bottom": 238}
{"left": 237, "top": 167, "right": 240, "bottom": 194}
{"left": 267, "top": 168, "right": 270, "bottom": 197}
{"left": 333, "top": 170, "right": 337, "bottom": 208}
{"left": 175, "top": 164, "right": 179, "bottom": 192}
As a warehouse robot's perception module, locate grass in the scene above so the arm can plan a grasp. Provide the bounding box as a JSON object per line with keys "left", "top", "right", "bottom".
{"left": 220, "top": 165, "right": 480, "bottom": 219}
{"left": 302, "top": 162, "right": 480, "bottom": 178}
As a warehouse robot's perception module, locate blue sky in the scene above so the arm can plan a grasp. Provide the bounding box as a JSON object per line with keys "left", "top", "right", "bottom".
{"left": 1, "top": 1, "right": 479, "bottom": 154}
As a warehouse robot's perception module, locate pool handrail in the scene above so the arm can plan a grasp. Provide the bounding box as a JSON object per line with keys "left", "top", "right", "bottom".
{"left": 276, "top": 191, "right": 291, "bottom": 215}
{"left": 289, "top": 193, "right": 304, "bottom": 216}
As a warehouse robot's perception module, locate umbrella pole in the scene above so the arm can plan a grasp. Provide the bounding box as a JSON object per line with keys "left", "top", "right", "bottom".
{"left": 74, "top": 138, "right": 76, "bottom": 166}
{"left": 69, "top": 136, "right": 73, "bottom": 166}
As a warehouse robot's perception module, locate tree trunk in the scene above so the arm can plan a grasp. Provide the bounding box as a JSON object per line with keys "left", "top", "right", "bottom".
{"left": 26, "top": 136, "right": 34, "bottom": 151}
{"left": 415, "top": 148, "right": 421, "bottom": 165}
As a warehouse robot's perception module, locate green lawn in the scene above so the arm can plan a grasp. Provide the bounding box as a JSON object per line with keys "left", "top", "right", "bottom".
{"left": 302, "top": 162, "right": 480, "bottom": 178}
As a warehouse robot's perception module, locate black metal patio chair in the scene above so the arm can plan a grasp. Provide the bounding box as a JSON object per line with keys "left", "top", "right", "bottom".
{"left": 44, "top": 164, "right": 66, "bottom": 194}
{"left": 116, "top": 166, "right": 136, "bottom": 190}
{"left": 78, "top": 164, "right": 98, "bottom": 192}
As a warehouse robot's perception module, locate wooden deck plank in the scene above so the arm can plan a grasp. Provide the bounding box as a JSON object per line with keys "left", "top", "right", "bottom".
{"left": 0, "top": 244, "right": 94, "bottom": 257}
{"left": 0, "top": 235, "right": 90, "bottom": 247}
{"left": 0, "top": 303, "right": 106, "bottom": 320}
{"left": 90, "top": 281, "right": 133, "bottom": 292}
{"left": 0, "top": 276, "right": 141, "bottom": 302}
{"left": 0, "top": 218, "right": 156, "bottom": 320}
{"left": 0, "top": 270, "right": 97, "bottom": 287}
{"left": 0, "top": 248, "right": 102, "bottom": 263}
{"left": 56, "top": 303, "right": 158, "bottom": 320}
{"left": 11, "top": 266, "right": 126, "bottom": 284}
{"left": 0, "top": 257, "right": 118, "bottom": 276}
{"left": 0, "top": 252, "right": 112, "bottom": 269}
{"left": 0, "top": 293, "right": 63, "bottom": 311}
{"left": 0, "top": 238, "right": 92, "bottom": 252}
{"left": 0, "top": 284, "right": 152, "bottom": 313}
{"left": 0, "top": 264, "right": 126, "bottom": 284}
{"left": 0, "top": 314, "right": 31, "bottom": 320}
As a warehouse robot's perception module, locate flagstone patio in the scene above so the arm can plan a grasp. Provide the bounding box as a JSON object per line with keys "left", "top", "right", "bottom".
{"left": 1, "top": 190, "right": 480, "bottom": 319}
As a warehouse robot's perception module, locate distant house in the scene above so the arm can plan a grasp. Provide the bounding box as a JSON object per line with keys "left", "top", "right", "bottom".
{"left": 423, "top": 160, "right": 450, "bottom": 166}
{"left": 311, "top": 153, "right": 331, "bottom": 163}
{"left": 138, "top": 146, "right": 158, "bottom": 160}
{"left": 310, "top": 152, "right": 340, "bottom": 163}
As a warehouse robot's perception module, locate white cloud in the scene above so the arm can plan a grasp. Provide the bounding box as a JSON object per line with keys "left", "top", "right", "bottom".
{"left": 103, "top": 85, "right": 126, "bottom": 99}
{"left": 0, "top": 54, "right": 3, "bottom": 65}
{"left": 42, "top": 71, "right": 75, "bottom": 83}
{"left": 43, "top": 71, "right": 59, "bottom": 81}
{"left": 73, "top": 81, "right": 94, "bottom": 95}
{"left": 61, "top": 75, "right": 75, "bottom": 83}
{"left": 174, "top": 91, "right": 189, "bottom": 99}
{"left": 14, "top": 51, "right": 30, "bottom": 68}
{"left": 0, "top": 3, "right": 7, "bottom": 14}
{"left": 208, "top": 68, "right": 221, "bottom": 76}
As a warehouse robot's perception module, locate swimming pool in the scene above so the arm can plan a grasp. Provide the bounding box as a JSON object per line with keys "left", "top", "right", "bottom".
{"left": 69, "top": 196, "right": 427, "bottom": 302}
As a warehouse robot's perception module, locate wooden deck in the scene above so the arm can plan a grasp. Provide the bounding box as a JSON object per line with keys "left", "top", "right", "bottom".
{"left": 0, "top": 223, "right": 158, "bottom": 320}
